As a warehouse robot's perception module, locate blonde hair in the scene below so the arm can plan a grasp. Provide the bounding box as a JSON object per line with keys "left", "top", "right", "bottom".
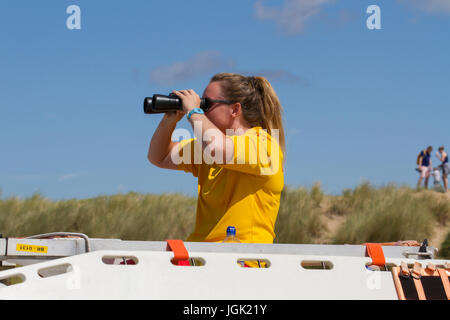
{"left": 210, "top": 73, "right": 286, "bottom": 154}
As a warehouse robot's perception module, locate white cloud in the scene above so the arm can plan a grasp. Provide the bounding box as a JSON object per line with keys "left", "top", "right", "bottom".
{"left": 404, "top": 0, "right": 450, "bottom": 14}
{"left": 58, "top": 172, "right": 83, "bottom": 182}
{"left": 150, "top": 51, "right": 235, "bottom": 86}
{"left": 254, "top": 0, "right": 336, "bottom": 35}
{"left": 150, "top": 51, "right": 309, "bottom": 87}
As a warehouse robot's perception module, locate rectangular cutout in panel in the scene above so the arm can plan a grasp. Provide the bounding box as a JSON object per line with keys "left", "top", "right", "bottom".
{"left": 365, "top": 262, "right": 397, "bottom": 271}
{"left": 102, "top": 256, "right": 139, "bottom": 265}
{"left": 301, "top": 260, "right": 333, "bottom": 270}
{"left": 38, "top": 263, "right": 72, "bottom": 278}
{"left": 237, "top": 259, "right": 270, "bottom": 268}
{"left": 0, "top": 273, "right": 25, "bottom": 286}
{"left": 170, "top": 257, "right": 206, "bottom": 266}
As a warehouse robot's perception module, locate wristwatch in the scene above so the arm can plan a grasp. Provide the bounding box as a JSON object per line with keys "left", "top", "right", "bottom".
{"left": 187, "top": 108, "right": 205, "bottom": 120}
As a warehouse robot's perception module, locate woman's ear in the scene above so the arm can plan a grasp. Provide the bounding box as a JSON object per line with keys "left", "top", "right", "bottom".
{"left": 230, "top": 103, "right": 242, "bottom": 118}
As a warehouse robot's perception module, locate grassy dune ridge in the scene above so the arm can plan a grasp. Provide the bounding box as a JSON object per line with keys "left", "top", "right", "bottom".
{"left": 0, "top": 183, "right": 449, "bottom": 258}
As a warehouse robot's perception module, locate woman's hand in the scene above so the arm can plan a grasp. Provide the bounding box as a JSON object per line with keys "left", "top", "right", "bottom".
{"left": 172, "top": 89, "right": 201, "bottom": 114}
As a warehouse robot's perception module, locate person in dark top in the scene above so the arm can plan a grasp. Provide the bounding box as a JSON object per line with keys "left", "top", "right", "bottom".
{"left": 436, "top": 146, "right": 449, "bottom": 192}
{"left": 417, "top": 146, "right": 433, "bottom": 189}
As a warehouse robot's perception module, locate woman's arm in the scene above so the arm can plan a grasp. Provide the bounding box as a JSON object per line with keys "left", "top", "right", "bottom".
{"left": 173, "top": 89, "right": 234, "bottom": 164}
{"left": 147, "top": 111, "right": 184, "bottom": 170}
{"left": 436, "top": 151, "right": 446, "bottom": 162}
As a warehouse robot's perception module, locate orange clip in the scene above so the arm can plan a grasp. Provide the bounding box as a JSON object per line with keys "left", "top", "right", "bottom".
{"left": 365, "top": 243, "right": 386, "bottom": 267}
{"left": 166, "top": 239, "right": 189, "bottom": 265}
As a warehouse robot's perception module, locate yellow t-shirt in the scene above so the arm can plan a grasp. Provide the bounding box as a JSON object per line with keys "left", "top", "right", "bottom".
{"left": 176, "top": 127, "right": 284, "bottom": 243}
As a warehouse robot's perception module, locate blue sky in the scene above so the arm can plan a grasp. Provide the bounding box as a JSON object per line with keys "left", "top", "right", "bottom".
{"left": 0, "top": 0, "right": 449, "bottom": 200}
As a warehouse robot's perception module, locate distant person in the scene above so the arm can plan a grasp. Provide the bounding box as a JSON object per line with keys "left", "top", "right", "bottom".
{"left": 431, "top": 167, "right": 441, "bottom": 186}
{"left": 417, "top": 146, "right": 433, "bottom": 189}
{"left": 436, "top": 146, "right": 449, "bottom": 192}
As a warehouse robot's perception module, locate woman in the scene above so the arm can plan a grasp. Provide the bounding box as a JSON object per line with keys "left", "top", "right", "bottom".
{"left": 437, "top": 146, "right": 449, "bottom": 192}
{"left": 148, "top": 73, "right": 285, "bottom": 243}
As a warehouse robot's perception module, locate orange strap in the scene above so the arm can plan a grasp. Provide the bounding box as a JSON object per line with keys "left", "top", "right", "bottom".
{"left": 425, "top": 262, "right": 436, "bottom": 273}
{"left": 437, "top": 269, "right": 450, "bottom": 300}
{"left": 365, "top": 243, "right": 386, "bottom": 267}
{"left": 412, "top": 262, "right": 426, "bottom": 300}
{"left": 391, "top": 266, "right": 406, "bottom": 300}
{"left": 166, "top": 239, "right": 189, "bottom": 262}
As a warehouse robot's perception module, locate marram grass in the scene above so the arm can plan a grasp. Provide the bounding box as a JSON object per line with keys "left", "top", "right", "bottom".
{"left": 0, "top": 183, "right": 448, "bottom": 258}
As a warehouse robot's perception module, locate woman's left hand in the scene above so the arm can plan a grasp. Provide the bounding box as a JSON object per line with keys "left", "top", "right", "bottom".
{"left": 172, "top": 89, "right": 201, "bottom": 114}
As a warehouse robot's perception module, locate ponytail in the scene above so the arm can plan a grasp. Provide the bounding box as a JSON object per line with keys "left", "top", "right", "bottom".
{"left": 210, "top": 73, "right": 286, "bottom": 154}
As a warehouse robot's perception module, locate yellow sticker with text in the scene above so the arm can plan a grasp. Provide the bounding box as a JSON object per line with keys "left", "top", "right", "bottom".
{"left": 16, "top": 244, "right": 48, "bottom": 254}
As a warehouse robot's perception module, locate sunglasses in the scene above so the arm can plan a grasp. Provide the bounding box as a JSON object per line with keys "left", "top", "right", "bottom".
{"left": 203, "top": 98, "right": 237, "bottom": 112}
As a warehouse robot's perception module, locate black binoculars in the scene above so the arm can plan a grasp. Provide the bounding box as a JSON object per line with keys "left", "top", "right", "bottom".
{"left": 143, "top": 93, "right": 236, "bottom": 114}
{"left": 143, "top": 93, "right": 208, "bottom": 114}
